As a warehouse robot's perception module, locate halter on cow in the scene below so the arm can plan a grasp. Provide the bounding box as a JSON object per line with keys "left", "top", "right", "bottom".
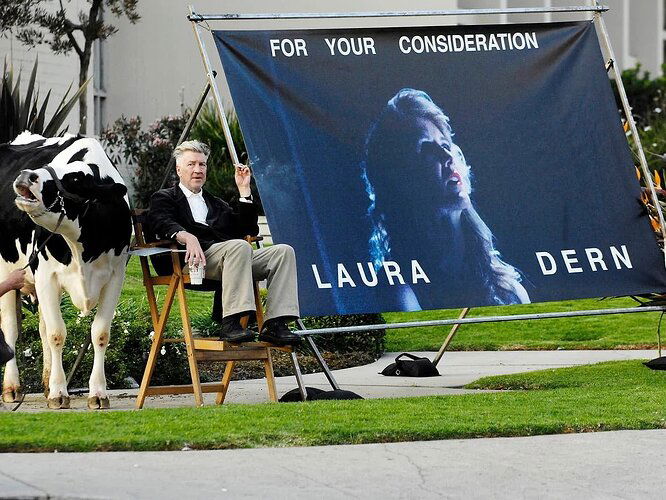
{"left": 1, "top": 132, "right": 131, "bottom": 409}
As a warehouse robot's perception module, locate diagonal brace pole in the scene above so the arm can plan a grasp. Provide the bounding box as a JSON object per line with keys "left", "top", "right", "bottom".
{"left": 432, "top": 308, "right": 470, "bottom": 367}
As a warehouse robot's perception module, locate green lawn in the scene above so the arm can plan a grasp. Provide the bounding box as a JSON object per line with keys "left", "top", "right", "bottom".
{"left": 1, "top": 360, "right": 663, "bottom": 452}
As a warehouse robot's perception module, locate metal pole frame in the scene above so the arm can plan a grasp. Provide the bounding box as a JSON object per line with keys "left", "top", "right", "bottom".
{"left": 187, "top": 5, "right": 607, "bottom": 22}
{"left": 190, "top": 6, "right": 239, "bottom": 166}
{"left": 187, "top": 3, "right": 666, "bottom": 357}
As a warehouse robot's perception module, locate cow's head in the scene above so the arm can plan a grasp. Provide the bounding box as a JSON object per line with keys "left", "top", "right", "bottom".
{"left": 13, "top": 161, "right": 128, "bottom": 238}
{"left": 5, "top": 134, "right": 131, "bottom": 264}
{"left": 14, "top": 162, "right": 127, "bottom": 216}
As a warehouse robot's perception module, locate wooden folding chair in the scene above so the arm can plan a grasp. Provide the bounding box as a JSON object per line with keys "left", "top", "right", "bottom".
{"left": 129, "top": 209, "right": 306, "bottom": 408}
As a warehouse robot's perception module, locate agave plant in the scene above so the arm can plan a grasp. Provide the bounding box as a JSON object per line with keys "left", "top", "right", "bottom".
{"left": 0, "top": 58, "right": 89, "bottom": 143}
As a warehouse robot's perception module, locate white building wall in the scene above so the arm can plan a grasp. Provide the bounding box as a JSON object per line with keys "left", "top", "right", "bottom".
{"left": 629, "top": 0, "right": 662, "bottom": 76}
{"left": 103, "top": 0, "right": 460, "bottom": 127}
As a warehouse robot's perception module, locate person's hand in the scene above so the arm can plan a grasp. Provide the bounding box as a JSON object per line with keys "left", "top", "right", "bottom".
{"left": 234, "top": 163, "right": 252, "bottom": 197}
{"left": 177, "top": 232, "right": 206, "bottom": 269}
{"left": 5, "top": 269, "right": 25, "bottom": 291}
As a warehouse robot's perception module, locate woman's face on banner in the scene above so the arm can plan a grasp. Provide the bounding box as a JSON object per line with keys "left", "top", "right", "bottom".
{"left": 413, "top": 117, "right": 471, "bottom": 211}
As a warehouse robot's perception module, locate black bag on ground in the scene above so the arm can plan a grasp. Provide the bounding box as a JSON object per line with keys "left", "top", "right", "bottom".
{"left": 381, "top": 353, "right": 440, "bottom": 377}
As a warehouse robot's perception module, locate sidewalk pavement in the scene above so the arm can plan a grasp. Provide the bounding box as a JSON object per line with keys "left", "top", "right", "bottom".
{"left": 2, "top": 429, "right": 665, "bottom": 499}
{"left": 6, "top": 349, "right": 657, "bottom": 411}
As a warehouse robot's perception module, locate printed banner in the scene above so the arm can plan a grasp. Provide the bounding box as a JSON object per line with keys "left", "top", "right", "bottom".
{"left": 213, "top": 21, "right": 666, "bottom": 316}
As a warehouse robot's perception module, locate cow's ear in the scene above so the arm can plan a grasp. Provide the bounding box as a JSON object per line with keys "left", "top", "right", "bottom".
{"left": 95, "top": 182, "right": 127, "bottom": 199}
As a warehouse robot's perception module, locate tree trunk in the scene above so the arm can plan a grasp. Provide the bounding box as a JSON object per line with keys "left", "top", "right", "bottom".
{"left": 78, "top": 51, "right": 91, "bottom": 135}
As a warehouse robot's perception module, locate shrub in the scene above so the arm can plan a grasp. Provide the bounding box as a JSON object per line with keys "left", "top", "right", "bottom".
{"left": 300, "top": 314, "right": 385, "bottom": 359}
{"left": 612, "top": 64, "right": 666, "bottom": 127}
{"left": 102, "top": 113, "right": 190, "bottom": 208}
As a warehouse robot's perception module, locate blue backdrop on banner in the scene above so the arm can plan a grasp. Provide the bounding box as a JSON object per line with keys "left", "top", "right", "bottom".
{"left": 213, "top": 21, "right": 666, "bottom": 316}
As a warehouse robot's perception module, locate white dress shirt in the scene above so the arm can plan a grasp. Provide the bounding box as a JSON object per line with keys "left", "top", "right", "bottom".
{"left": 179, "top": 183, "right": 209, "bottom": 225}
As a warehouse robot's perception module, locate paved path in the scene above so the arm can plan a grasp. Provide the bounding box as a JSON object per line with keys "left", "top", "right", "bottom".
{"left": 5, "top": 349, "right": 656, "bottom": 411}
{"left": 2, "top": 429, "right": 665, "bottom": 499}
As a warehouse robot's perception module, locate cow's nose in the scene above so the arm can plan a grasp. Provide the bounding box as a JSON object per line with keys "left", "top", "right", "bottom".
{"left": 18, "top": 170, "right": 39, "bottom": 184}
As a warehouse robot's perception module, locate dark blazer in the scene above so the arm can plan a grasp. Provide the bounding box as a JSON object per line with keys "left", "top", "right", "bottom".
{"left": 148, "top": 185, "right": 259, "bottom": 251}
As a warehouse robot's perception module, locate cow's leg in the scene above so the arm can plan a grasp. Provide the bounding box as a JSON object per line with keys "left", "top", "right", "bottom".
{"left": 37, "top": 278, "right": 70, "bottom": 409}
{"left": 38, "top": 310, "right": 51, "bottom": 397}
{"left": 87, "top": 270, "right": 124, "bottom": 410}
{"left": 1, "top": 289, "right": 21, "bottom": 403}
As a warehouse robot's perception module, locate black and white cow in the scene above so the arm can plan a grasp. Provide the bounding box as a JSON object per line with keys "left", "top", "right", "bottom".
{"left": 0, "top": 132, "right": 131, "bottom": 409}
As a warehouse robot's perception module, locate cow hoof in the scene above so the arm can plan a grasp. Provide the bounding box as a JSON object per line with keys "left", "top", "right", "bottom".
{"left": 47, "top": 396, "right": 70, "bottom": 409}
{"left": 87, "top": 396, "right": 110, "bottom": 410}
{"left": 2, "top": 388, "right": 22, "bottom": 403}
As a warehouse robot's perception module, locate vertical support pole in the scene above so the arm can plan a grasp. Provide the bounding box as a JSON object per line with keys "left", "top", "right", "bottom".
{"left": 594, "top": 11, "right": 666, "bottom": 264}
{"left": 190, "top": 7, "right": 240, "bottom": 165}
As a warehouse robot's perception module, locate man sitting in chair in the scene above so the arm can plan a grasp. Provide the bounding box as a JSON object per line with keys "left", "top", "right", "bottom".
{"left": 148, "top": 140, "right": 301, "bottom": 345}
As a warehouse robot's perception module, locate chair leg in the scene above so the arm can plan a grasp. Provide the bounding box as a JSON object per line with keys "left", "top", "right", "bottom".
{"left": 216, "top": 361, "right": 235, "bottom": 404}
{"left": 264, "top": 349, "right": 278, "bottom": 402}
{"left": 176, "top": 278, "right": 204, "bottom": 407}
{"left": 136, "top": 274, "right": 180, "bottom": 409}
{"left": 290, "top": 350, "right": 307, "bottom": 401}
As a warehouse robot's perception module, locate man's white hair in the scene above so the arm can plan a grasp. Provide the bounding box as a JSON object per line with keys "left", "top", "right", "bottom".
{"left": 173, "top": 140, "right": 210, "bottom": 164}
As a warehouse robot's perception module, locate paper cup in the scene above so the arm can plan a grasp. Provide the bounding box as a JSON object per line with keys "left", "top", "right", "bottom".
{"left": 189, "top": 264, "right": 205, "bottom": 285}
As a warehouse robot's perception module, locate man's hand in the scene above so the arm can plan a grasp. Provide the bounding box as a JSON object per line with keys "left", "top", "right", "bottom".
{"left": 0, "top": 269, "right": 26, "bottom": 297}
{"left": 176, "top": 231, "right": 206, "bottom": 268}
{"left": 6, "top": 269, "right": 26, "bottom": 290}
{"left": 234, "top": 163, "right": 252, "bottom": 198}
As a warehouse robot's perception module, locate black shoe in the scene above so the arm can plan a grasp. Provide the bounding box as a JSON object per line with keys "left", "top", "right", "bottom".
{"left": 219, "top": 314, "right": 256, "bottom": 343}
{"left": 258, "top": 319, "right": 302, "bottom": 346}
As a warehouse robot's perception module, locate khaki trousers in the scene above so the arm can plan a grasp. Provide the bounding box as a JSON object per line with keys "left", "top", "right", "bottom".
{"left": 202, "top": 240, "right": 300, "bottom": 321}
